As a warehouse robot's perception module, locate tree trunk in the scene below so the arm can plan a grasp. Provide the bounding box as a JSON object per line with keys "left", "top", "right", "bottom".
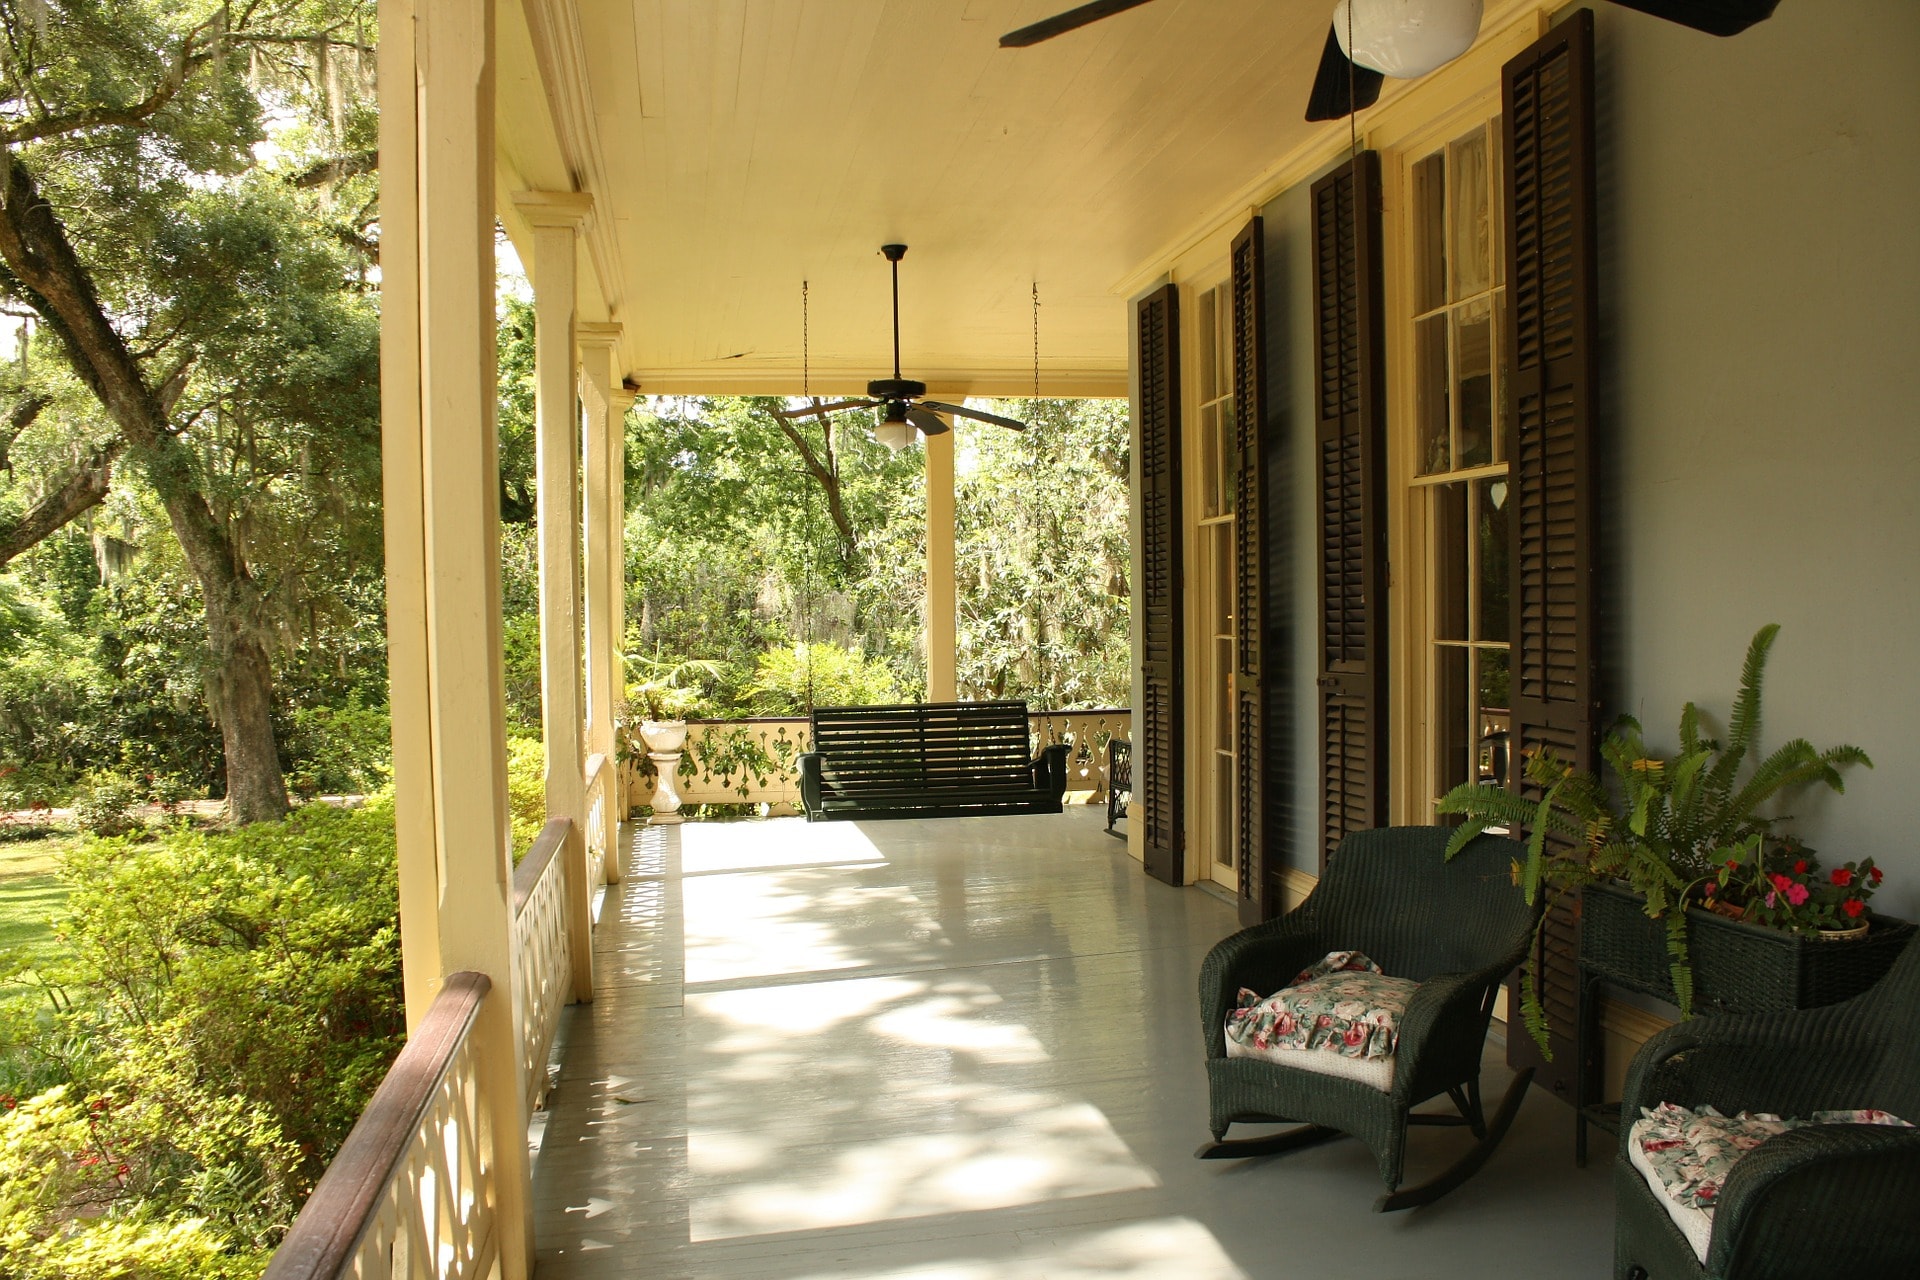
{"left": 0, "top": 155, "right": 291, "bottom": 822}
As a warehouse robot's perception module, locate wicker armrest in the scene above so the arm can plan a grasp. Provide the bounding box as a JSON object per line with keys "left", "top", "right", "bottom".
{"left": 1621, "top": 1009, "right": 1884, "bottom": 1124}
{"left": 1705, "top": 1123, "right": 1920, "bottom": 1276}
{"left": 1197, "top": 914, "right": 1328, "bottom": 1059}
{"left": 1391, "top": 966, "right": 1507, "bottom": 1094}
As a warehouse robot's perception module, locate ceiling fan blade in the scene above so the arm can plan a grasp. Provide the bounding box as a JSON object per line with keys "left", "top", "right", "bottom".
{"left": 771, "top": 399, "right": 874, "bottom": 420}
{"left": 1000, "top": 0, "right": 1160, "bottom": 48}
{"left": 920, "top": 401, "right": 1028, "bottom": 432}
{"left": 905, "top": 406, "right": 950, "bottom": 436}
{"left": 1305, "top": 21, "right": 1385, "bottom": 122}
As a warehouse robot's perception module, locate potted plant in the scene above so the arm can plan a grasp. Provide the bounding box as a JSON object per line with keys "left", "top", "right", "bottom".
{"left": 1437, "top": 624, "right": 1891, "bottom": 1053}
{"left": 620, "top": 651, "right": 721, "bottom": 754}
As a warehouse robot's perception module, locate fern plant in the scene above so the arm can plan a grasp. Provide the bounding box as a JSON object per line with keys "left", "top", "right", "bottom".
{"left": 1437, "top": 624, "right": 1871, "bottom": 1055}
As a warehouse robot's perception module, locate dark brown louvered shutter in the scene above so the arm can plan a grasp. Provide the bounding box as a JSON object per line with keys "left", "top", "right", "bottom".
{"left": 1502, "top": 9, "right": 1600, "bottom": 1098}
{"left": 1230, "top": 218, "right": 1271, "bottom": 924}
{"left": 1312, "top": 152, "right": 1387, "bottom": 871}
{"left": 1137, "top": 283, "right": 1184, "bottom": 886}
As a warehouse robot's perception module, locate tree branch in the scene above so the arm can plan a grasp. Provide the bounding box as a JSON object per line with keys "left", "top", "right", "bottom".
{"left": 291, "top": 149, "right": 377, "bottom": 189}
{"left": 768, "top": 406, "right": 857, "bottom": 563}
{"left": 0, "top": 437, "right": 122, "bottom": 568}
{"left": 0, "top": 392, "right": 49, "bottom": 473}
{"left": 2, "top": 17, "right": 214, "bottom": 146}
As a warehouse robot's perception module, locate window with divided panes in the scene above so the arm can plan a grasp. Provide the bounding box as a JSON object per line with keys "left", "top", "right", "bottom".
{"left": 1409, "top": 117, "right": 1513, "bottom": 811}
{"left": 1194, "top": 280, "right": 1237, "bottom": 881}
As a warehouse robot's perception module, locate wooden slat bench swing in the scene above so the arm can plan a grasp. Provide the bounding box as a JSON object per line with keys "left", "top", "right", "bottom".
{"left": 797, "top": 700, "right": 1071, "bottom": 821}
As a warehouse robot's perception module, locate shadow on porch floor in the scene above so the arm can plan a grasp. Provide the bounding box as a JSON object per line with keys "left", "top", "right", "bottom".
{"left": 528, "top": 807, "right": 1615, "bottom": 1279}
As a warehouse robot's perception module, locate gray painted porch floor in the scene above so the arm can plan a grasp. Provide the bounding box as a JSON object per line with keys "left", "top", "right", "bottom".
{"left": 529, "top": 807, "right": 1615, "bottom": 1278}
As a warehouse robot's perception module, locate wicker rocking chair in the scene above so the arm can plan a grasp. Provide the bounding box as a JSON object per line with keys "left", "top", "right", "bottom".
{"left": 1196, "top": 826, "right": 1538, "bottom": 1211}
{"left": 1615, "top": 931, "right": 1920, "bottom": 1279}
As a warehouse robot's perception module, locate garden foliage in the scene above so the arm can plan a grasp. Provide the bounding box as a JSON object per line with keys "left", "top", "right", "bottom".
{"left": 0, "top": 801, "right": 403, "bottom": 1277}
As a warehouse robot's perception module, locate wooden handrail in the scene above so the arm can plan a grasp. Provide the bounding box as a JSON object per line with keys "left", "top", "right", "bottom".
{"left": 261, "top": 971, "right": 491, "bottom": 1280}
{"left": 511, "top": 817, "right": 570, "bottom": 917}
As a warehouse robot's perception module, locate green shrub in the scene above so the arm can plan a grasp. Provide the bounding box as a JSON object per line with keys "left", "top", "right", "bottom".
{"left": 506, "top": 735, "right": 547, "bottom": 859}
{"left": 281, "top": 699, "right": 393, "bottom": 798}
{"left": 73, "top": 773, "right": 140, "bottom": 838}
{"left": 748, "top": 641, "right": 901, "bottom": 715}
{"left": 4, "top": 800, "right": 408, "bottom": 1268}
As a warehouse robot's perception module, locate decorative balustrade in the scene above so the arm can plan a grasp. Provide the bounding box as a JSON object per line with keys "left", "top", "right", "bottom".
{"left": 510, "top": 818, "right": 572, "bottom": 1113}
{"left": 584, "top": 753, "right": 613, "bottom": 887}
{"left": 262, "top": 973, "right": 497, "bottom": 1280}
{"left": 622, "top": 708, "right": 1132, "bottom": 816}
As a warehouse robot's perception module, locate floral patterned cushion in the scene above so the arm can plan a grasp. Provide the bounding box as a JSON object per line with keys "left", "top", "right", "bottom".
{"left": 1628, "top": 1101, "right": 1913, "bottom": 1264}
{"left": 1223, "top": 950, "right": 1415, "bottom": 1068}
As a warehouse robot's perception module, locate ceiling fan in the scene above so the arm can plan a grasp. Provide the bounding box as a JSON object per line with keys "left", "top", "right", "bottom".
{"left": 770, "top": 244, "right": 1028, "bottom": 452}
{"left": 1000, "top": 0, "right": 1780, "bottom": 121}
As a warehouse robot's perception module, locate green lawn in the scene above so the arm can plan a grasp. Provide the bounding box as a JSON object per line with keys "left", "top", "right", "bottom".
{"left": 0, "top": 833, "right": 77, "bottom": 956}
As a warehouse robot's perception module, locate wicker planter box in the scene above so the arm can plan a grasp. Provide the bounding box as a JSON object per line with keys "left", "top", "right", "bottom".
{"left": 1580, "top": 880, "right": 1916, "bottom": 1014}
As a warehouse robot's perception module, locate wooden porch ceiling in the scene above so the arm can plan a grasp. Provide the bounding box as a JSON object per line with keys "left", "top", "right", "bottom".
{"left": 494, "top": 0, "right": 1342, "bottom": 398}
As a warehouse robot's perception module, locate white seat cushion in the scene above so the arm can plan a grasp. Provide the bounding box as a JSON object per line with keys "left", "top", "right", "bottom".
{"left": 1222, "top": 950, "right": 1415, "bottom": 1094}
{"left": 1627, "top": 1102, "right": 1914, "bottom": 1264}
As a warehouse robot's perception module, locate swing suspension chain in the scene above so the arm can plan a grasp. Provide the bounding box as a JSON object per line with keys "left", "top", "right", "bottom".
{"left": 1028, "top": 280, "right": 1047, "bottom": 705}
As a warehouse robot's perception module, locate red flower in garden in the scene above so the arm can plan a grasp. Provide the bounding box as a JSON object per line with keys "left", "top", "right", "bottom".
{"left": 1793, "top": 859, "right": 1808, "bottom": 875}
{"left": 1843, "top": 898, "right": 1866, "bottom": 919}
{"left": 1871, "top": 866, "right": 1885, "bottom": 884}
{"left": 1769, "top": 873, "right": 1793, "bottom": 893}
{"left": 1832, "top": 867, "right": 1854, "bottom": 887}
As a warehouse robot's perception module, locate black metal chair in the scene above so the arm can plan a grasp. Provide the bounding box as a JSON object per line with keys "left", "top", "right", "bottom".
{"left": 1615, "top": 931, "right": 1920, "bottom": 1279}
{"left": 1196, "top": 825, "right": 1538, "bottom": 1211}
{"left": 1105, "top": 738, "right": 1131, "bottom": 833}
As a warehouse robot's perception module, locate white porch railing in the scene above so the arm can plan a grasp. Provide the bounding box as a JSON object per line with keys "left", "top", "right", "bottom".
{"left": 260, "top": 973, "right": 498, "bottom": 1280}
{"left": 621, "top": 707, "right": 1132, "bottom": 814}
{"left": 583, "top": 752, "right": 615, "bottom": 887}
{"left": 510, "top": 818, "right": 572, "bottom": 1113}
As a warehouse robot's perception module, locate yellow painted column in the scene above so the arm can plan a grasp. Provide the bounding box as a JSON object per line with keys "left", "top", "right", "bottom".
{"left": 925, "top": 426, "right": 957, "bottom": 701}
{"left": 604, "top": 381, "right": 635, "bottom": 860}
{"left": 515, "top": 191, "right": 594, "bottom": 1006}
{"left": 577, "top": 323, "right": 620, "bottom": 773}
{"left": 379, "top": 0, "right": 533, "bottom": 1271}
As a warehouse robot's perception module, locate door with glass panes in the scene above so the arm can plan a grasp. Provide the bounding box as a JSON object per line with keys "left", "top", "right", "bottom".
{"left": 1191, "top": 277, "right": 1238, "bottom": 888}
{"left": 1404, "top": 112, "right": 1513, "bottom": 817}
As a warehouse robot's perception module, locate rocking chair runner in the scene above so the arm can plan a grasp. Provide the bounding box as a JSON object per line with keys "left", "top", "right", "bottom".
{"left": 1196, "top": 826, "right": 1539, "bottom": 1211}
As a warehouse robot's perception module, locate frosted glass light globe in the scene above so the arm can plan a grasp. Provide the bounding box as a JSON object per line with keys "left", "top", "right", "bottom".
{"left": 1333, "top": 0, "right": 1484, "bottom": 79}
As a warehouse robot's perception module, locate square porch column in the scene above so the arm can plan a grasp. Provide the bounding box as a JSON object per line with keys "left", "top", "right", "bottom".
{"left": 514, "top": 190, "right": 595, "bottom": 1005}
{"left": 577, "top": 322, "right": 627, "bottom": 880}
{"left": 379, "top": 0, "right": 533, "bottom": 1271}
{"left": 925, "top": 420, "right": 958, "bottom": 702}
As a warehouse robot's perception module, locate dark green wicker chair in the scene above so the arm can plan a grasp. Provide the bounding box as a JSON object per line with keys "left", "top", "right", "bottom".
{"left": 1196, "top": 825, "right": 1538, "bottom": 1211}
{"left": 1615, "top": 932, "right": 1920, "bottom": 1280}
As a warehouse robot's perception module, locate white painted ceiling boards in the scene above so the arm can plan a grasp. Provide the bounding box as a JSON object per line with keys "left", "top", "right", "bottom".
{"left": 495, "top": 0, "right": 1336, "bottom": 396}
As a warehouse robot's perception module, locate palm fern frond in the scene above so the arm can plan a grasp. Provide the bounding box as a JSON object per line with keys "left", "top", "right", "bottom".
{"left": 1726, "top": 622, "right": 1779, "bottom": 756}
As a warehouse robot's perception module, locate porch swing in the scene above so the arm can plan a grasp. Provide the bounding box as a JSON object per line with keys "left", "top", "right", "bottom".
{"left": 785, "top": 275, "right": 1069, "bottom": 822}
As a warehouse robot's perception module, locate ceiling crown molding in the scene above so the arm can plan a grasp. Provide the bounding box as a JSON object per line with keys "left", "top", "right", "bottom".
{"left": 520, "top": 0, "right": 624, "bottom": 316}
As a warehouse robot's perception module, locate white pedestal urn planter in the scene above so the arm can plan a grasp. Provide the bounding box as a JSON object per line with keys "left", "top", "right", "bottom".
{"left": 641, "top": 720, "right": 689, "bottom": 825}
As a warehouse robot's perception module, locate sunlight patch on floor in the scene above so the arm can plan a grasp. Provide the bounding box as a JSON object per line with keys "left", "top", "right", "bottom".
{"left": 775, "top": 1217, "right": 1249, "bottom": 1279}
{"left": 687, "top": 1101, "right": 1156, "bottom": 1241}
{"left": 682, "top": 870, "right": 926, "bottom": 984}
{"left": 677, "top": 818, "right": 887, "bottom": 876}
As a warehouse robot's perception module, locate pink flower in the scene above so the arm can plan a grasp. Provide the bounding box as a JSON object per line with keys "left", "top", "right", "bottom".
{"left": 1765, "top": 890, "right": 1777, "bottom": 908}
{"left": 1276, "top": 1012, "right": 1296, "bottom": 1035}
{"left": 1315, "top": 1014, "right": 1332, "bottom": 1029}
{"left": 1832, "top": 868, "right": 1854, "bottom": 887}
{"left": 1344, "top": 1025, "right": 1366, "bottom": 1047}
{"left": 1785, "top": 882, "right": 1810, "bottom": 907}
